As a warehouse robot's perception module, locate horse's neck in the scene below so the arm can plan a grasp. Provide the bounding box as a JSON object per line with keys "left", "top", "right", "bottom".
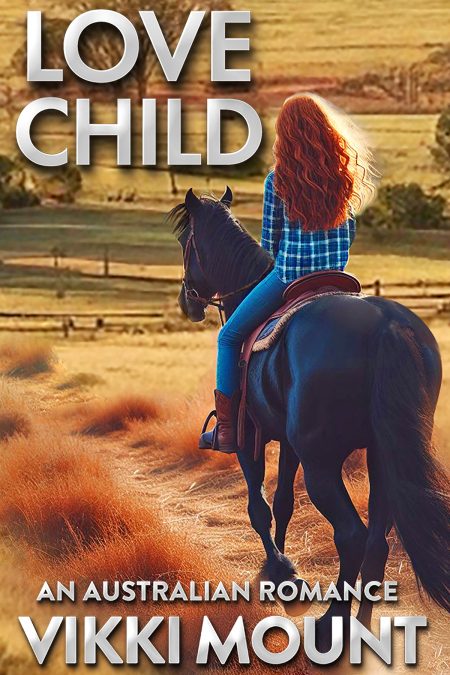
{"left": 199, "top": 212, "right": 273, "bottom": 320}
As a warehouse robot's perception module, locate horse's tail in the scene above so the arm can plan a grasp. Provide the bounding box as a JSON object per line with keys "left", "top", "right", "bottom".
{"left": 371, "top": 319, "right": 450, "bottom": 612}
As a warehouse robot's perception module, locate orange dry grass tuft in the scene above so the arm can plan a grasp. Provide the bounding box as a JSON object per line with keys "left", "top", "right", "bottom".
{"left": 79, "top": 394, "right": 162, "bottom": 436}
{"left": 0, "top": 427, "right": 308, "bottom": 673}
{"left": 0, "top": 338, "right": 55, "bottom": 378}
{"left": 0, "top": 431, "right": 136, "bottom": 557}
{"left": 0, "top": 426, "right": 215, "bottom": 579}
{"left": 53, "top": 530, "right": 214, "bottom": 586}
{"left": 0, "top": 383, "right": 31, "bottom": 440}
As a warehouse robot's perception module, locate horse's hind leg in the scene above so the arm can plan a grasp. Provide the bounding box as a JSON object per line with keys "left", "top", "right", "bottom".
{"left": 273, "top": 440, "right": 299, "bottom": 553}
{"left": 302, "top": 455, "right": 368, "bottom": 644}
{"left": 356, "top": 448, "right": 392, "bottom": 629}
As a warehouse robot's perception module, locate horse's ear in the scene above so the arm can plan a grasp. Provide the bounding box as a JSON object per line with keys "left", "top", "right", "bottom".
{"left": 220, "top": 186, "right": 233, "bottom": 207}
{"left": 185, "top": 188, "right": 201, "bottom": 215}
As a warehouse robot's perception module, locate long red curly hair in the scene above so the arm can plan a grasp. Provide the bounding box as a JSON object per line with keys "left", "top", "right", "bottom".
{"left": 273, "top": 93, "right": 377, "bottom": 231}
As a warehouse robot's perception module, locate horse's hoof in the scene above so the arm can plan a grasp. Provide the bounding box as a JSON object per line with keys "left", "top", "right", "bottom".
{"left": 279, "top": 578, "right": 312, "bottom": 617}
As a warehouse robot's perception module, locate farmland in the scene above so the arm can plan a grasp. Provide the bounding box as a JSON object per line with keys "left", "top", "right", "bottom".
{"left": 0, "top": 1, "right": 449, "bottom": 671}
{"left": 0, "top": 206, "right": 449, "bottom": 307}
{"left": 1, "top": 0, "right": 450, "bottom": 210}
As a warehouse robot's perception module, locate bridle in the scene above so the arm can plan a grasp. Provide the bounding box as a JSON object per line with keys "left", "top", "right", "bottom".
{"left": 181, "top": 220, "right": 272, "bottom": 327}
{"left": 182, "top": 227, "right": 226, "bottom": 325}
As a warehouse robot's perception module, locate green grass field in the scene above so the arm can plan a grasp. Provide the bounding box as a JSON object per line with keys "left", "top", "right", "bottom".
{"left": 0, "top": 207, "right": 449, "bottom": 318}
{"left": 0, "top": 208, "right": 177, "bottom": 264}
{"left": 2, "top": 206, "right": 450, "bottom": 264}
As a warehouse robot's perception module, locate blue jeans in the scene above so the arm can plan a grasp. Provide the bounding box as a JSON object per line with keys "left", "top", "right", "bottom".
{"left": 217, "top": 269, "right": 290, "bottom": 396}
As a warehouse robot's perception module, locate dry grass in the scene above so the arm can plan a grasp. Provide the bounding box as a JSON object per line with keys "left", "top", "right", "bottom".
{"left": 0, "top": 322, "right": 448, "bottom": 672}
{"left": 61, "top": 384, "right": 236, "bottom": 469}
{"left": 0, "top": 403, "right": 229, "bottom": 582}
{"left": 56, "top": 371, "right": 106, "bottom": 391}
{"left": 0, "top": 382, "right": 31, "bottom": 441}
{"left": 0, "top": 429, "right": 210, "bottom": 580}
{"left": 0, "top": 423, "right": 310, "bottom": 673}
{"left": 0, "top": 338, "right": 55, "bottom": 379}
{"left": 78, "top": 394, "right": 162, "bottom": 436}
{"left": 0, "top": 432, "right": 133, "bottom": 557}
{"left": 144, "top": 394, "right": 236, "bottom": 469}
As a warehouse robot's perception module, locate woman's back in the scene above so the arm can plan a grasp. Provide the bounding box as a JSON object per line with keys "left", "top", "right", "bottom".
{"left": 261, "top": 170, "right": 356, "bottom": 283}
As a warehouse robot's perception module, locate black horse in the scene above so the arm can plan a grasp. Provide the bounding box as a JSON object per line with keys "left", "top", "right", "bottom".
{"left": 169, "top": 187, "right": 449, "bottom": 640}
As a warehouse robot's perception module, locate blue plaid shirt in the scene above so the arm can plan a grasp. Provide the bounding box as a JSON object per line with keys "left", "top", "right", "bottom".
{"left": 261, "top": 170, "right": 356, "bottom": 283}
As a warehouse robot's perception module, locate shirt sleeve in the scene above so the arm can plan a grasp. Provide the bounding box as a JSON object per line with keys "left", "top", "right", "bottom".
{"left": 261, "top": 171, "right": 284, "bottom": 260}
{"left": 348, "top": 205, "right": 357, "bottom": 245}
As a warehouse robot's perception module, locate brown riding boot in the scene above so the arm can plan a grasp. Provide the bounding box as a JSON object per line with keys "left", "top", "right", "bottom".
{"left": 199, "top": 390, "right": 240, "bottom": 454}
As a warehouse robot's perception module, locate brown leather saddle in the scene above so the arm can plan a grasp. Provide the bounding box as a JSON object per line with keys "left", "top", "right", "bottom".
{"left": 237, "top": 270, "right": 362, "bottom": 457}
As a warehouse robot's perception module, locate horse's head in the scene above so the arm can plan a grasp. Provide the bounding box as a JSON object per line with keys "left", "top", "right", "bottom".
{"left": 169, "top": 185, "right": 272, "bottom": 323}
{"left": 171, "top": 186, "right": 233, "bottom": 322}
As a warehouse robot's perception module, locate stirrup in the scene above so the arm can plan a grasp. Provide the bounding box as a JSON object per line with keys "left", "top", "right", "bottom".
{"left": 201, "top": 409, "right": 217, "bottom": 434}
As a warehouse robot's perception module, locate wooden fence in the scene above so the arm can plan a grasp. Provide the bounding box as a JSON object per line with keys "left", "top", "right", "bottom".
{"left": 361, "top": 279, "right": 450, "bottom": 317}
{"left": 0, "top": 278, "right": 449, "bottom": 336}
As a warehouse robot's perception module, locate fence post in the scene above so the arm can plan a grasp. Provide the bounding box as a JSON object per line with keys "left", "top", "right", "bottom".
{"left": 103, "top": 246, "right": 110, "bottom": 278}
{"left": 62, "top": 318, "right": 70, "bottom": 338}
{"left": 374, "top": 279, "right": 381, "bottom": 297}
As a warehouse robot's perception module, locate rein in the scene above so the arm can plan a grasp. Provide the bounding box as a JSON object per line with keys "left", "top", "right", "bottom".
{"left": 182, "top": 223, "right": 272, "bottom": 326}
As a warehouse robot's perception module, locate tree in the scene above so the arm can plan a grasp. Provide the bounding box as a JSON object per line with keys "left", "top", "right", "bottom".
{"left": 0, "top": 154, "right": 40, "bottom": 208}
{"left": 417, "top": 44, "right": 450, "bottom": 94}
{"left": 11, "top": 0, "right": 230, "bottom": 100}
{"left": 0, "top": 83, "right": 17, "bottom": 133}
{"left": 431, "top": 105, "right": 450, "bottom": 190}
{"left": 60, "top": 164, "right": 83, "bottom": 203}
{"left": 39, "top": 164, "right": 83, "bottom": 204}
{"left": 0, "top": 155, "right": 16, "bottom": 183}
{"left": 360, "top": 183, "right": 448, "bottom": 230}
{"left": 0, "top": 154, "right": 82, "bottom": 207}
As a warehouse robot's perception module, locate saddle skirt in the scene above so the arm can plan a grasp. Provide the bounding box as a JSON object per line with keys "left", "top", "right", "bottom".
{"left": 237, "top": 270, "right": 362, "bottom": 455}
{"left": 253, "top": 270, "right": 361, "bottom": 352}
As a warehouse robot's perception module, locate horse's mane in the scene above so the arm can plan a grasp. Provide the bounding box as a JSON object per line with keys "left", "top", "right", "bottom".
{"left": 168, "top": 196, "right": 273, "bottom": 295}
{"left": 169, "top": 202, "right": 191, "bottom": 238}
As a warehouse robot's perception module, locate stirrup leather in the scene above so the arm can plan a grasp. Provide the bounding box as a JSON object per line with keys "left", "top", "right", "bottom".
{"left": 201, "top": 409, "right": 217, "bottom": 434}
{"left": 201, "top": 409, "right": 219, "bottom": 449}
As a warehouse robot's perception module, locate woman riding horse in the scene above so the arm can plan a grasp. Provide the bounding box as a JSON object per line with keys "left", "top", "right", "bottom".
{"left": 170, "top": 93, "right": 449, "bottom": 644}
{"left": 199, "top": 93, "right": 375, "bottom": 454}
